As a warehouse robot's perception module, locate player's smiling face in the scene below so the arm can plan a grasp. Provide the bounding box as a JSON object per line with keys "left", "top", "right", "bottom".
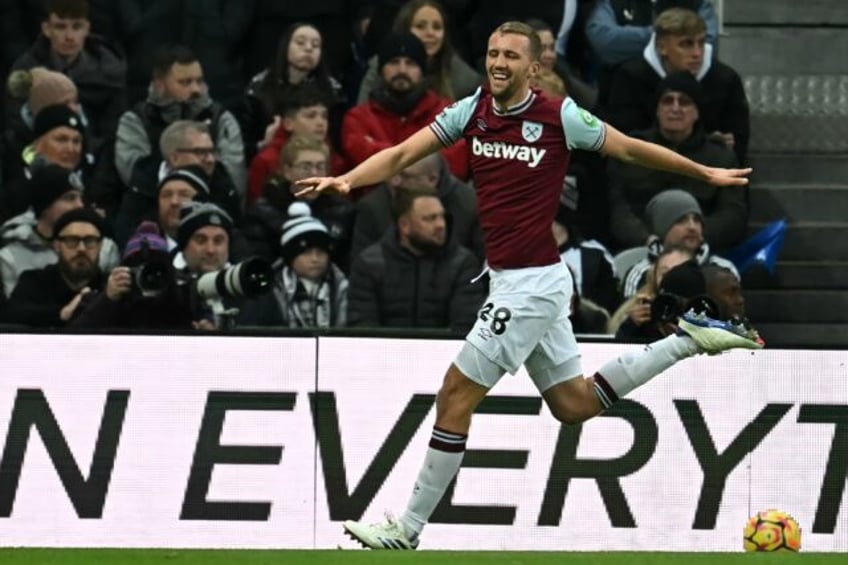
{"left": 486, "top": 32, "right": 539, "bottom": 107}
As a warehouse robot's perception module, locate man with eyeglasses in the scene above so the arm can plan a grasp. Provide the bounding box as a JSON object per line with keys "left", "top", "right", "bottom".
{"left": 607, "top": 70, "right": 746, "bottom": 251}
{"left": 0, "top": 164, "right": 119, "bottom": 299}
{"left": 603, "top": 7, "right": 749, "bottom": 164}
{"left": 242, "top": 135, "right": 354, "bottom": 269}
{"left": 114, "top": 44, "right": 245, "bottom": 207}
{"left": 113, "top": 120, "right": 241, "bottom": 247}
{"left": 3, "top": 207, "right": 106, "bottom": 327}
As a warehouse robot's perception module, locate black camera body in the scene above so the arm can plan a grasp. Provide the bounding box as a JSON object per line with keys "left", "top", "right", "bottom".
{"left": 128, "top": 259, "right": 172, "bottom": 298}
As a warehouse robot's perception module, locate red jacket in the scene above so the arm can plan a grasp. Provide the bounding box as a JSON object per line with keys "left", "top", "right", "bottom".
{"left": 247, "top": 128, "right": 347, "bottom": 205}
{"left": 341, "top": 90, "right": 469, "bottom": 181}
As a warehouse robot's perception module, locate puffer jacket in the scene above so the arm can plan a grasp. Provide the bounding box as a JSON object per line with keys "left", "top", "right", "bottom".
{"left": 347, "top": 226, "right": 484, "bottom": 331}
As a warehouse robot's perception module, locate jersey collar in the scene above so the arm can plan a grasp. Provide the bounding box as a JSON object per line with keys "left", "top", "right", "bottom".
{"left": 492, "top": 89, "right": 535, "bottom": 116}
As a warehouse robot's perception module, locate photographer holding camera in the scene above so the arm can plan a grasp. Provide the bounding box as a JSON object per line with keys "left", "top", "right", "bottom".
{"left": 615, "top": 258, "right": 716, "bottom": 342}
{"left": 175, "top": 201, "right": 272, "bottom": 329}
{"left": 70, "top": 221, "right": 197, "bottom": 330}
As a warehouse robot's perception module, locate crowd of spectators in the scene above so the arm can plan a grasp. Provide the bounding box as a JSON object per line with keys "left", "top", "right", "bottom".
{"left": 0, "top": 0, "right": 754, "bottom": 338}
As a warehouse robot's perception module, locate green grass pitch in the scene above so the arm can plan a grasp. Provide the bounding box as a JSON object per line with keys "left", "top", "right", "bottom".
{"left": 0, "top": 550, "right": 842, "bottom": 565}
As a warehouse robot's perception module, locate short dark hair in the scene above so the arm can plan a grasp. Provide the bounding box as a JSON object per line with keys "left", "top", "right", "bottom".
{"left": 281, "top": 85, "right": 331, "bottom": 117}
{"left": 152, "top": 44, "right": 199, "bottom": 79}
{"left": 391, "top": 185, "right": 439, "bottom": 221}
{"left": 494, "top": 21, "right": 542, "bottom": 62}
{"left": 46, "top": 0, "right": 89, "bottom": 19}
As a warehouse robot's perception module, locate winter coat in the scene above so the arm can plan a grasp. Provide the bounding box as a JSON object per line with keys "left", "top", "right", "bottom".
{"left": 3, "top": 263, "right": 104, "bottom": 327}
{"left": 350, "top": 156, "right": 482, "bottom": 263}
{"left": 342, "top": 89, "right": 469, "bottom": 181}
{"left": 0, "top": 210, "right": 119, "bottom": 297}
{"left": 356, "top": 53, "right": 481, "bottom": 104}
{"left": 113, "top": 161, "right": 242, "bottom": 249}
{"left": 348, "top": 226, "right": 484, "bottom": 331}
{"left": 115, "top": 92, "right": 246, "bottom": 197}
{"left": 603, "top": 35, "right": 750, "bottom": 163}
{"left": 607, "top": 125, "right": 746, "bottom": 251}
{"left": 622, "top": 241, "right": 737, "bottom": 299}
{"left": 240, "top": 179, "right": 355, "bottom": 270}
{"left": 8, "top": 34, "right": 127, "bottom": 157}
{"left": 237, "top": 263, "right": 348, "bottom": 328}
{"left": 246, "top": 126, "right": 347, "bottom": 205}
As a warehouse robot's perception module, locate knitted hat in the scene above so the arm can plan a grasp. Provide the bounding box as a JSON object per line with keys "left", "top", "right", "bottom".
{"left": 657, "top": 70, "right": 703, "bottom": 110}
{"left": 29, "top": 68, "right": 78, "bottom": 115}
{"left": 29, "top": 164, "right": 84, "bottom": 218}
{"left": 52, "top": 207, "right": 103, "bottom": 239}
{"left": 378, "top": 32, "right": 427, "bottom": 72}
{"left": 646, "top": 189, "right": 703, "bottom": 238}
{"left": 33, "top": 104, "right": 85, "bottom": 139}
{"left": 280, "top": 202, "right": 332, "bottom": 263}
{"left": 176, "top": 202, "right": 233, "bottom": 250}
{"left": 123, "top": 221, "right": 170, "bottom": 262}
{"left": 157, "top": 165, "right": 211, "bottom": 200}
{"left": 7, "top": 67, "right": 78, "bottom": 115}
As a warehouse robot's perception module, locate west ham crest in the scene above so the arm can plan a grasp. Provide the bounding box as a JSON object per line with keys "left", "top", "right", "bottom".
{"left": 521, "top": 120, "right": 542, "bottom": 143}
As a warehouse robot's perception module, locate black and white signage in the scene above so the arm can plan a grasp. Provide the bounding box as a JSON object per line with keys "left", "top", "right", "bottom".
{"left": 0, "top": 334, "right": 845, "bottom": 551}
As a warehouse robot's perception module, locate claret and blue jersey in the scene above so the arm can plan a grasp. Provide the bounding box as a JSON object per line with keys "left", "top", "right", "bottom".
{"left": 430, "top": 88, "right": 605, "bottom": 270}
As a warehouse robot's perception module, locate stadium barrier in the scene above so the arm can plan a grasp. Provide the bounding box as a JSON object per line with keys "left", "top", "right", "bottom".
{"left": 0, "top": 333, "right": 845, "bottom": 551}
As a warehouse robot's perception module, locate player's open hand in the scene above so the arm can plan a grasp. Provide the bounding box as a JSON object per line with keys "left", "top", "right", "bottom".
{"left": 294, "top": 176, "right": 352, "bottom": 198}
{"left": 703, "top": 166, "right": 752, "bottom": 187}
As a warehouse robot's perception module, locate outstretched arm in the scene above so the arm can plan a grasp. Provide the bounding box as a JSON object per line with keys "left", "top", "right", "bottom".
{"left": 600, "top": 123, "right": 751, "bottom": 187}
{"left": 296, "top": 127, "right": 444, "bottom": 197}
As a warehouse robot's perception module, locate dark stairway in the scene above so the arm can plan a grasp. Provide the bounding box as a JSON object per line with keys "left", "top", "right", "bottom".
{"left": 722, "top": 0, "right": 848, "bottom": 347}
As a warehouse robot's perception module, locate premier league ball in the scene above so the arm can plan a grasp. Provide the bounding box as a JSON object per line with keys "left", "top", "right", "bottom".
{"left": 743, "top": 509, "right": 802, "bottom": 552}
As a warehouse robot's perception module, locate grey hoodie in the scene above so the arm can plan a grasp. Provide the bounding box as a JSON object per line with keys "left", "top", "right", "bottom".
{"left": 0, "top": 210, "right": 120, "bottom": 297}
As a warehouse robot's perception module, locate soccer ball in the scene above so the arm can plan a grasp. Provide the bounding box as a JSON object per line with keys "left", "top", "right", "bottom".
{"left": 743, "top": 509, "right": 802, "bottom": 552}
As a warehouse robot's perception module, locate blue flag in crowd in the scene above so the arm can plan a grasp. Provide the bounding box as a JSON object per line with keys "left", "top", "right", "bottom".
{"left": 725, "top": 219, "right": 787, "bottom": 274}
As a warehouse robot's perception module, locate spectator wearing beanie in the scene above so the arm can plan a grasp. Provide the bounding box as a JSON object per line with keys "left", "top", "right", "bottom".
{"left": 9, "top": 0, "right": 127, "bottom": 158}
{"left": 113, "top": 163, "right": 211, "bottom": 250}
{"left": 621, "top": 189, "right": 738, "bottom": 299}
{"left": 71, "top": 220, "right": 197, "bottom": 330}
{"left": 4, "top": 67, "right": 84, "bottom": 184}
{"left": 1, "top": 103, "right": 88, "bottom": 219}
{"left": 341, "top": 32, "right": 469, "bottom": 184}
{"left": 238, "top": 202, "right": 348, "bottom": 328}
{"left": 603, "top": 7, "right": 750, "bottom": 164}
{"left": 3, "top": 207, "right": 106, "bottom": 327}
{"left": 175, "top": 202, "right": 234, "bottom": 275}
{"left": 0, "top": 164, "right": 119, "bottom": 298}
{"left": 607, "top": 70, "right": 745, "bottom": 251}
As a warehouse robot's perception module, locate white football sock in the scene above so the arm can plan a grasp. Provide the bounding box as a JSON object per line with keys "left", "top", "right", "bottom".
{"left": 399, "top": 428, "right": 466, "bottom": 539}
{"left": 594, "top": 334, "right": 699, "bottom": 407}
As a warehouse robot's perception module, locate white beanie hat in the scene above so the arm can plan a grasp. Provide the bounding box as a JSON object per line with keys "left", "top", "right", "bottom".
{"left": 280, "top": 202, "right": 332, "bottom": 263}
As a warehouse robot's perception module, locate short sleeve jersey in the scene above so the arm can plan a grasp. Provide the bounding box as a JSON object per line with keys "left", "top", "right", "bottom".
{"left": 430, "top": 88, "right": 605, "bottom": 269}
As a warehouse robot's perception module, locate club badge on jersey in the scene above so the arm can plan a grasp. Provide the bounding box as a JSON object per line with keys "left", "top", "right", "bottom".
{"left": 521, "top": 120, "right": 543, "bottom": 143}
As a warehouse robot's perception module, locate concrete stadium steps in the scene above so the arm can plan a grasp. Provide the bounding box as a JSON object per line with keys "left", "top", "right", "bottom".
{"left": 724, "top": 0, "right": 848, "bottom": 26}
{"left": 722, "top": 28, "right": 848, "bottom": 76}
{"left": 754, "top": 323, "right": 848, "bottom": 349}
{"left": 748, "top": 183, "right": 848, "bottom": 223}
{"left": 770, "top": 261, "right": 848, "bottom": 289}
{"left": 718, "top": 1, "right": 848, "bottom": 347}
{"left": 746, "top": 290, "right": 848, "bottom": 324}
{"left": 748, "top": 154, "right": 848, "bottom": 185}
{"left": 747, "top": 221, "right": 848, "bottom": 262}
